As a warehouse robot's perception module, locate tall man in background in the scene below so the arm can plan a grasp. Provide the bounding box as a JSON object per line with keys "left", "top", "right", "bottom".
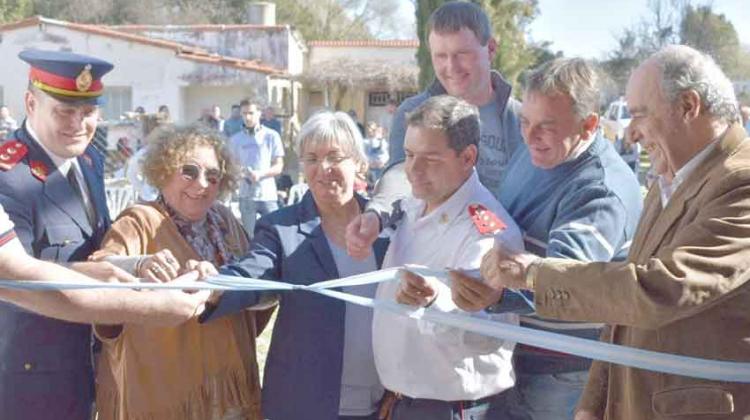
{"left": 348, "top": 1, "right": 524, "bottom": 255}
{"left": 229, "top": 101, "right": 284, "bottom": 236}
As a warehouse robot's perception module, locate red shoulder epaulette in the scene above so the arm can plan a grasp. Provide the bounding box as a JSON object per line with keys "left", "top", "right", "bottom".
{"left": 0, "top": 140, "right": 27, "bottom": 171}
{"left": 468, "top": 203, "right": 507, "bottom": 235}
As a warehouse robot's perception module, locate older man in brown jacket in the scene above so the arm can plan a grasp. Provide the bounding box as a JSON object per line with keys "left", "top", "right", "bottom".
{"left": 478, "top": 44, "right": 750, "bottom": 420}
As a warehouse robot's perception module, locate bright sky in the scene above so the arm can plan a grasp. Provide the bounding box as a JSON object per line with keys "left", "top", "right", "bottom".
{"left": 528, "top": 0, "right": 750, "bottom": 59}
{"left": 394, "top": 0, "right": 749, "bottom": 60}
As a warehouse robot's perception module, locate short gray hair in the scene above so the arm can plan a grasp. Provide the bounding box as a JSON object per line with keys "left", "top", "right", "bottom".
{"left": 524, "top": 57, "right": 600, "bottom": 120}
{"left": 406, "top": 95, "right": 480, "bottom": 153}
{"left": 651, "top": 44, "right": 739, "bottom": 123}
{"left": 296, "top": 110, "right": 367, "bottom": 167}
{"left": 428, "top": 1, "right": 492, "bottom": 46}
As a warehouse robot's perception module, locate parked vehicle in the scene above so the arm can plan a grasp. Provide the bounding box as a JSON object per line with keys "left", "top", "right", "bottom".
{"left": 601, "top": 97, "right": 631, "bottom": 142}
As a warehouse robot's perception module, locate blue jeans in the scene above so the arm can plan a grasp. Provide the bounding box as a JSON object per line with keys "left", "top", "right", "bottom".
{"left": 505, "top": 371, "right": 588, "bottom": 420}
{"left": 239, "top": 198, "right": 278, "bottom": 237}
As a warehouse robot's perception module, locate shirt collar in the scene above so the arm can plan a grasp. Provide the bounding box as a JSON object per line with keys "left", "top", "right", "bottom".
{"left": 404, "top": 169, "right": 480, "bottom": 230}
{"left": 659, "top": 137, "right": 720, "bottom": 208}
{"left": 25, "top": 120, "right": 77, "bottom": 175}
{"left": 243, "top": 124, "right": 262, "bottom": 135}
{"left": 563, "top": 133, "right": 596, "bottom": 163}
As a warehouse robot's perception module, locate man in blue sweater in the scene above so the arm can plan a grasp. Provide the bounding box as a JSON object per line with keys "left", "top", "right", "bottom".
{"left": 451, "top": 58, "right": 642, "bottom": 419}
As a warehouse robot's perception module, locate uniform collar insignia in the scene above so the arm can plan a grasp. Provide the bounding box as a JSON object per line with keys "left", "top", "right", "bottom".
{"left": 30, "top": 160, "right": 48, "bottom": 182}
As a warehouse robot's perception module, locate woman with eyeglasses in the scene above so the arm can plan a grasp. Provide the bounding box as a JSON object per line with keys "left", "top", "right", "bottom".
{"left": 200, "top": 111, "right": 388, "bottom": 420}
{"left": 90, "top": 125, "right": 271, "bottom": 420}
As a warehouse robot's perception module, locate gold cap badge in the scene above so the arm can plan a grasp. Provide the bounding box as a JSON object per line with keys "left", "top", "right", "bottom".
{"left": 75, "top": 64, "right": 93, "bottom": 92}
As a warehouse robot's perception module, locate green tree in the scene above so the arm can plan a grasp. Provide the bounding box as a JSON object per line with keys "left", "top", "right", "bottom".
{"left": 479, "top": 0, "right": 538, "bottom": 92}
{"left": 600, "top": 0, "right": 686, "bottom": 95}
{"left": 270, "top": 0, "right": 373, "bottom": 41}
{"left": 680, "top": 5, "right": 742, "bottom": 77}
{"left": 0, "top": 0, "right": 31, "bottom": 23}
{"left": 415, "top": 0, "right": 447, "bottom": 89}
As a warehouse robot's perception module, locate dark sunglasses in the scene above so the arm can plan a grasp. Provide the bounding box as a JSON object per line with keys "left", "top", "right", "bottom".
{"left": 180, "top": 164, "right": 222, "bottom": 185}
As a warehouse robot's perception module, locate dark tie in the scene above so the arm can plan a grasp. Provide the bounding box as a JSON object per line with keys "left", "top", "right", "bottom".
{"left": 67, "top": 168, "right": 96, "bottom": 226}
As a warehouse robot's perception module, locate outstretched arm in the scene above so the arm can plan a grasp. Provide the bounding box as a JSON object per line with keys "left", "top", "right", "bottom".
{"left": 0, "top": 238, "right": 208, "bottom": 326}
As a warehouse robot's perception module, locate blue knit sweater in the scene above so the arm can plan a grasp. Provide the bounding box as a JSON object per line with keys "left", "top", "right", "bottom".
{"left": 494, "top": 133, "right": 643, "bottom": 373}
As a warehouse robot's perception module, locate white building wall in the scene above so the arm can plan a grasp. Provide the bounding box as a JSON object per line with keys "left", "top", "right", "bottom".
{"left": 0, "top": 23, "right": 271, "bottom": 124}
{"left": 287, "top": 31, "right": 305, "bottom": 76}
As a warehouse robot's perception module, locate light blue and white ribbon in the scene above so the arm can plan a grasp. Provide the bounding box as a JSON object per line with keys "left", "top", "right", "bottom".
{"left": 1, "top": 267, "right": 749, "bottom": 383}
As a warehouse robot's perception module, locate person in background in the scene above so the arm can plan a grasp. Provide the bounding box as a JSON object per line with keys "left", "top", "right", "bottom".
{"left": 157, "top": 104, "right": 172, "bottom": 124}
{"left": 201, "top": 111, "right": 388, "bottom": 420}
{"left": 363, "top": 122, "right": 389, "bottom": 186}
{"left": 378, "top": 98, "right": 398, "bottom": 138}
{"left": 213, "top": 104, "right": 225, "bottom": 132}
{"left": 125, "top": 128, "right": 159, "bottom": 202}
{"left": 741, "top": 104, "right": 750, "bottom": 134}
{"left": 200, "top": 106, "right": 224, "bottom": 132}
{"left": 614, "top": 135, "right": 642, "bottom": 174}
{"left": 260, "top": 105, "right": 282, "bottom": 138}
{"left": 0, "top": 105, "right": 18, "bottom": 138}
{"left": 224, "top": 104, "right": 244, "bottom": 138}
{"left": 228, "top": 102, "right": 285, "bottom": 236}
{"left": 91, "top": 125, "right": 271, "bottom": 420}
{"left": 348, "top": 109, "right": 366, "bottom": 137}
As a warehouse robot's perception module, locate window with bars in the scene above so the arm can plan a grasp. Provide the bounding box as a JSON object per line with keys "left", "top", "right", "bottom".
{"left": 368, "top": 92, "right": 390, "bottom": 106}
{"left": 100, "top": 86, "right": 133, "bottom": 121}
{"left": 368, "top": 91, "right": 417, "bottom": 107}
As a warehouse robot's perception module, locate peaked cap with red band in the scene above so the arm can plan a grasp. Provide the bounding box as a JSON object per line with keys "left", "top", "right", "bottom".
{"left": 19, "top": 49, "right": 113, "bottom": 105}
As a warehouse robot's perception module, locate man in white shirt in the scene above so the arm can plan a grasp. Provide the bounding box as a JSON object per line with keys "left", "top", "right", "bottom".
{"left": 0, "top": 105, "right": 18, "bottom": 138}
{"left": 228, "top": 102, "right": 284, "bottom": 236}
{"left": 372, "top": 95, "right": 524, "bottom": 420}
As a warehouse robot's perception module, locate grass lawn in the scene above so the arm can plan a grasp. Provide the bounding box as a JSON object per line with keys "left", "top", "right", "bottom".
{"left": 256, "top": 308, "right": 276, "bottom": 382}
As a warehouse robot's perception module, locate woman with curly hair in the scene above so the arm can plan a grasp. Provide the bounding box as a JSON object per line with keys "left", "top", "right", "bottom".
{"left": 91, "top": 125, "right": 272, "bottom": 420}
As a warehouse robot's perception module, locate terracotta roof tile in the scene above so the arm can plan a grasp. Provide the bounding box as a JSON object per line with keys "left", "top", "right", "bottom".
{"left": 0, "top": 16, "right": 284, "bottom": 75}
{"left": 110, "top": 23, "right": 287, "bottom": 32}
{"left": 308, "top": 40, "right": 419, "bottom": 48}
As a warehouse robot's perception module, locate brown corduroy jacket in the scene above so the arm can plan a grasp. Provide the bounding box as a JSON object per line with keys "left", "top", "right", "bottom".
{"left": 534, "top": 124, "right": 750, "bottom": 419}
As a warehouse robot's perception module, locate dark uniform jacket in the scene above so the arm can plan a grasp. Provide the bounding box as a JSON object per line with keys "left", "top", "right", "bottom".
{"left": 0, "top": 122, "right": 111, "bottom": 420}
{"left": 203, "top": 192, "right": 389, "bottom": 420}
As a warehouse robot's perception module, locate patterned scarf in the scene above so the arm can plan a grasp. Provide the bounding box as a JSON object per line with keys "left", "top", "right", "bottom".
{"left": 157, "top": 196, "right": 236, "bottom": 266}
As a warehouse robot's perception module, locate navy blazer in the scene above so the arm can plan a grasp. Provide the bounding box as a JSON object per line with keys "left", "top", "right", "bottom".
{"left": 0, "top": 123, "right": 111, "bottom": 420}
{"left": 203, "top": 191, "right": 388, "bottom": 420}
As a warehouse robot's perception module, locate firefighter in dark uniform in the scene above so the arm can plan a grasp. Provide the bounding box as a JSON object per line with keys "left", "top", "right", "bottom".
{"left": 0, "top": 49, "right": 114, "bottom": 420}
